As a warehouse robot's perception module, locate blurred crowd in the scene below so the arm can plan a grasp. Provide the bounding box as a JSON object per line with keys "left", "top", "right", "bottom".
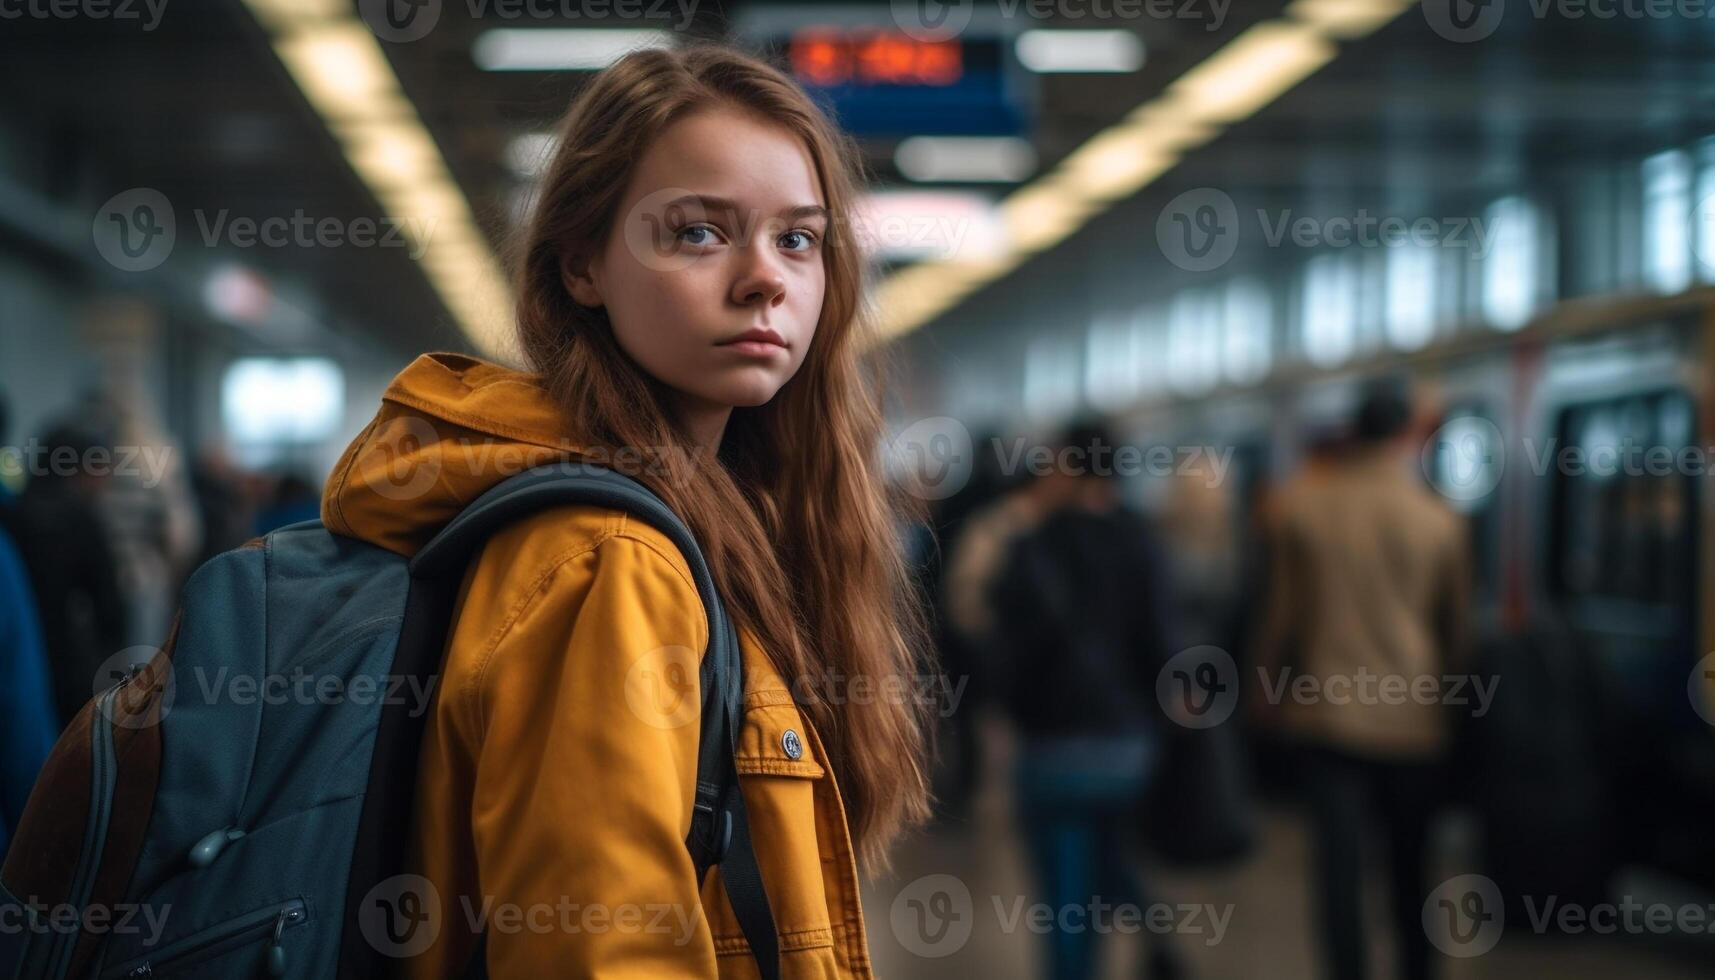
{"left": 907, "top": 380, "right": 1480, "bottom": 980}
{"left": 0, "top": 384, "right": 321, "bottom": 854}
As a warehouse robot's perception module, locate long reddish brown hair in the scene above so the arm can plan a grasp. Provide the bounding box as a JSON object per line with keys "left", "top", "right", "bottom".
{"left": 513, "top": 44, "right": 932, "bottom": 869}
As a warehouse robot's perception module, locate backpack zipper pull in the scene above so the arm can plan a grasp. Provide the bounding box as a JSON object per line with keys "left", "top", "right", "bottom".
{"left": 187, "top": 826, "right": 245, "bottom": 868}
{"left": 264, "top": 906, "right": 301, "bottom": 977}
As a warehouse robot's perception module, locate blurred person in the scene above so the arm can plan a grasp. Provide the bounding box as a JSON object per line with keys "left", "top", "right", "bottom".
{"left": 919, "top": 427, "right": 1014, "bottom": 823}
{"left": 313, "top": 46, "right": 934, "bottom": 977}
{"left": 67, "top": 393, "right": 199, "bottom": 649}
{"left": 987, "top": 420, "right": 1187, "bottom": 980}
{"left": 0, "top": 423, "right": 130, "bottom": 728}
{"left": 1252, "top": 380, "right": 1470, "bottom": 980}
{"left": 0, "top": 390, "right": 59, "bottom": 853}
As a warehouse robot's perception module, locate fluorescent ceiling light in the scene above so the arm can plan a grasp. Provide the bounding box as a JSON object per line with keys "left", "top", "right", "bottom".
{"left": 240, "top": 0, "right": 515, "bottom": 358}
{"left": 1016, "top": 29, "right": 1145, "bottom": 73}
{"left": 1286, "top": 0, "right": 1418, "bottom": 39}
{"left": 1166, "top": 21, "right": 1337, "bottom": 125}
{"left": 472, "top": 29, "right": 674, "bottom": 71}
{"left": 896, "top": 136, "right": 1037, "bottom": 183}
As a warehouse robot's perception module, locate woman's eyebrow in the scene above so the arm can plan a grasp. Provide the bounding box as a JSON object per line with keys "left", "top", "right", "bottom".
{"left": 664, "top": 194, "right": 827, "bottom": 222}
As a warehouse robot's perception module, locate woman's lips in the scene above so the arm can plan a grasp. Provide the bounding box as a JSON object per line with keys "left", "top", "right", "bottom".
{"left": 718, "top": 339, "right": 787, "bottom": 358}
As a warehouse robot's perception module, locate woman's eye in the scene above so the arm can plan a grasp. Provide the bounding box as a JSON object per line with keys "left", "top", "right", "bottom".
{"left": 677, "top": 224, "right": 720, "bottom": 247}
{"left": 779, "top": 230, "right": 818, "bottom": 252}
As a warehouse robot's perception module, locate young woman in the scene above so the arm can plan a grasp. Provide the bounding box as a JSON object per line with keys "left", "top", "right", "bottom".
{"left": 320, "top": 44, "right": 932, "bottom": 978}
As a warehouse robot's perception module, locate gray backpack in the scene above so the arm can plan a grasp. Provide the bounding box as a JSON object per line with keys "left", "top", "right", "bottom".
{"left": 0, "top": 462, "right": 780, "bottom": 979}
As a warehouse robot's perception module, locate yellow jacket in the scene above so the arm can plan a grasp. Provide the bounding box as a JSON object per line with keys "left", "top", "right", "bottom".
{"left": 322, "top": 353, "right": 873, "bottom": 978}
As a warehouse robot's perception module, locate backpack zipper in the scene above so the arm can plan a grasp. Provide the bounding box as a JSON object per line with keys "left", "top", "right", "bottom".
{"left": 104, "top": 899, "right": 307, "bottom": 979}
{"left": 47, "top": 677, "right": 123, "bottom": 980}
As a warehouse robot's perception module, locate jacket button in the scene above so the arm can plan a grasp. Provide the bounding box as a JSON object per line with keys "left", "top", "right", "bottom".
{"left": 781, "top": 729, "right": 803, "bottom": 760}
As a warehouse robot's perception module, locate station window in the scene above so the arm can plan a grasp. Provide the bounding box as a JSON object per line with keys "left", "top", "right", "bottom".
{"left": 1693, "top": 136, "right": 1715, "bottom": 283}
{"left": 1302, "top": 253, "right": 1358, "bottom": 367}
{"left": 1642, "top": 149, "right": 1693, "bottom": 294}
{"left": 1023, "top": 335, "right": 1081, "bottom": 420}
{"left": 1481, "top": 195, "right": 1548, "bottom": 331}
{"left": 1167, "top": 289, "right": 1221, "bottom": 394}
{"left": 1222, "top": 277, "right": 1272, "bottom": 385}
{"left": 1549, "top": 389, "right": 1696, "bottom": 609}
{"left": 1085, "top": 312, "right": 1139, "bottom": 411}
{"left": 221, "top": 357, "right": 345, "bottom": 467}
{"left": 1385, "top": 241, "right": 1437, "bottom": 350}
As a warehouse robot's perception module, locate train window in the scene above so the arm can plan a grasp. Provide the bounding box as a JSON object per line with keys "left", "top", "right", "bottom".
{"left": 1549, "top": 389, "right": 1697, "bottom": 608}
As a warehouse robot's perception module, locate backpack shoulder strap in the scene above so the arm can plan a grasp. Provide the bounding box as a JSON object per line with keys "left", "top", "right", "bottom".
{"left": 341, "top": 462, "right": 779, "bottom": 980}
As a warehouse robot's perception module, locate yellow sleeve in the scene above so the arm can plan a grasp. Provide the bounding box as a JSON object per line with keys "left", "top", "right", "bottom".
{"left": 456, "top": 521, "right": 716, "bottom": 978}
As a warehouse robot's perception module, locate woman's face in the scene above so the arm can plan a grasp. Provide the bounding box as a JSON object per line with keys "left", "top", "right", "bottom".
{"left": 565, "top": 107, "right": 829, "bottom": 436}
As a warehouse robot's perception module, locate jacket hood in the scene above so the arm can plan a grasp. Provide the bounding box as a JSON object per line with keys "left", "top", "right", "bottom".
{"left": 321, "top": 352, "right": 593, "bottom": 557}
